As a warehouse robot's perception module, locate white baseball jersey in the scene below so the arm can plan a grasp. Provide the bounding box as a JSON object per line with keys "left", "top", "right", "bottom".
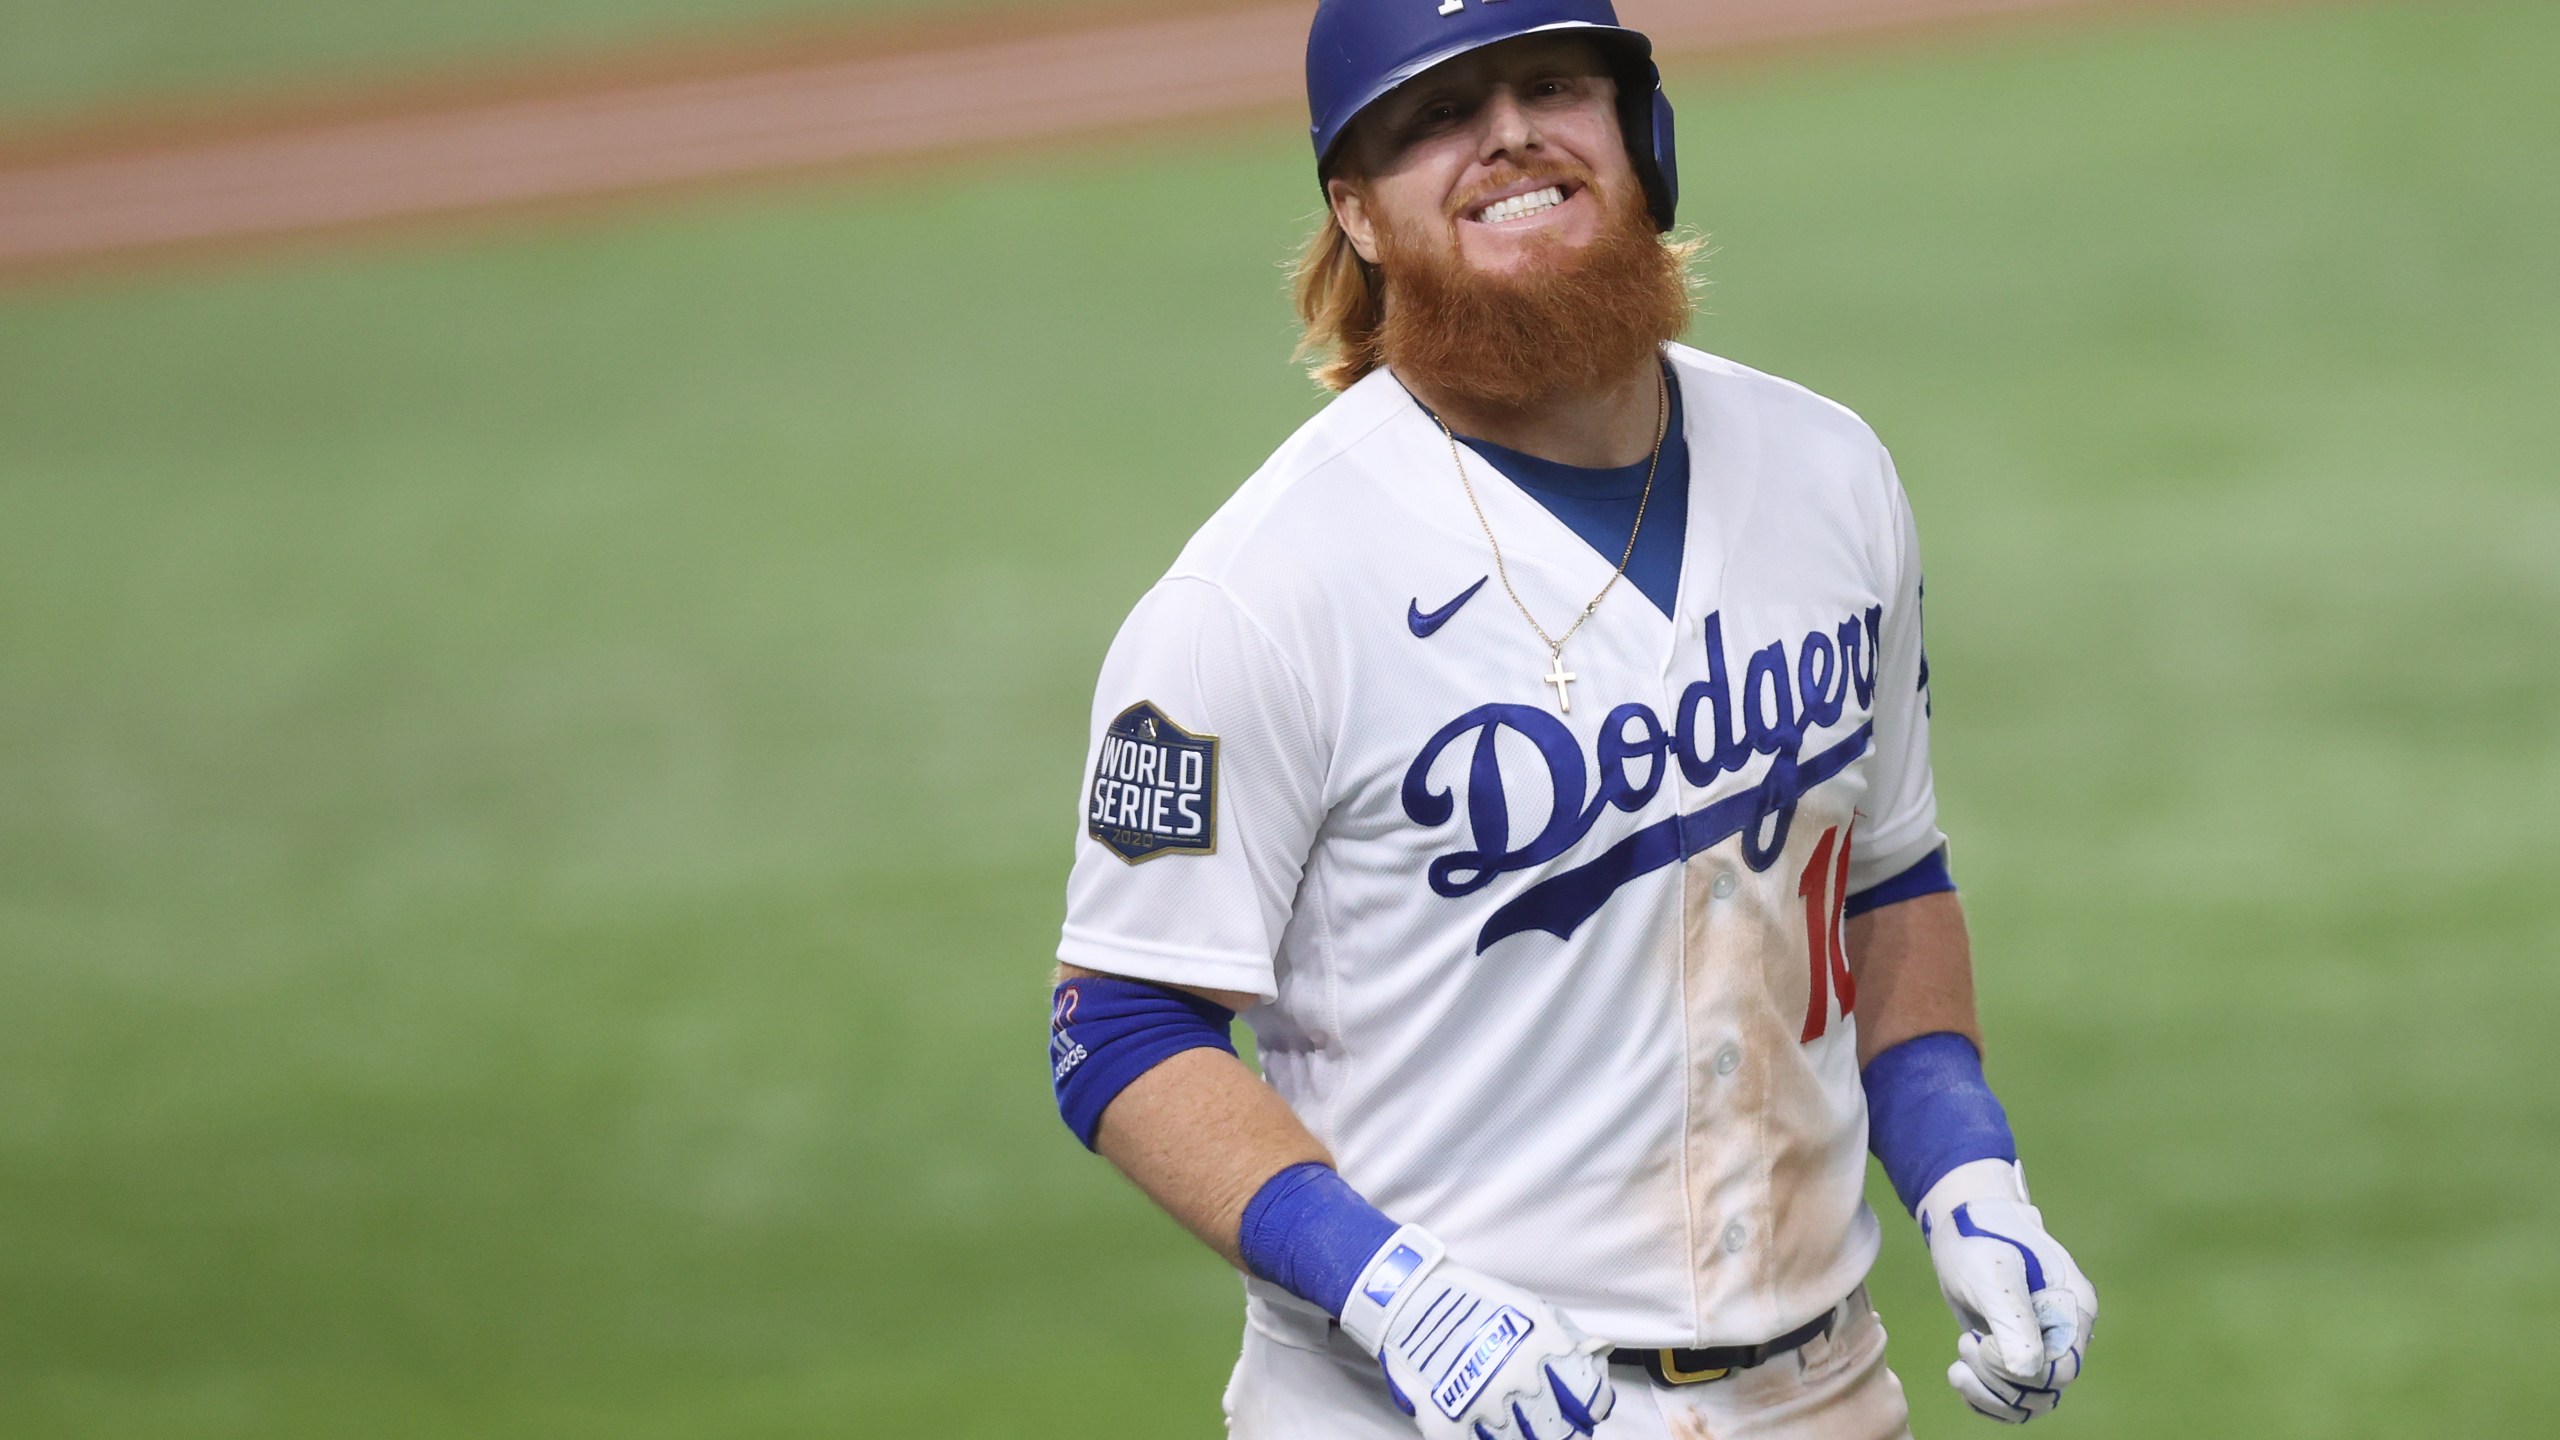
{"left": 1059, "top": 343, "right": 1944, "bottom": 1348}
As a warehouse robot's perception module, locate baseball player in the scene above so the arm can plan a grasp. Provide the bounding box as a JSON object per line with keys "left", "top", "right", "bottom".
{"left": 1050, "top": 2, "right": 2097, "bottom": 1436}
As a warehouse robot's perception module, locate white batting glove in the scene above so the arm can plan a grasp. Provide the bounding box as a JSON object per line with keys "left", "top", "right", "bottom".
{"left": 1338, "top": 1225, "right": 1615, "bottom": 1440}
{"left": 1916, "top": 1159, "right": 2099, "bottom": 1423}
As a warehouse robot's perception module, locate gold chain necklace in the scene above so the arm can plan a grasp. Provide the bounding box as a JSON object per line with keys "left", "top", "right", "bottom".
{"left": 1434, "top": 368, "right": 1668, "bottom": 715}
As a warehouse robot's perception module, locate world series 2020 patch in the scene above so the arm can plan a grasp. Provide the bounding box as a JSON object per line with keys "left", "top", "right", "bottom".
{"left": 1087, "top": 701, "right": 1218, "bottom": 863}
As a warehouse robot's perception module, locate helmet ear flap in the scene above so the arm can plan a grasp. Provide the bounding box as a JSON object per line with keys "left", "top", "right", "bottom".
{"left": 1639, "top": 86, "right": 1679, "bottom": 232}
{"left": 1600, "top": 46, "right": 1678, "bottom": 232}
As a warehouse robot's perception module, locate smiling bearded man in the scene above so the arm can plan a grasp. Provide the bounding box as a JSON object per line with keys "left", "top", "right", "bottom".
{"left": 1316, "top": 125, "right": 1695, "bottom": 414}
{"left": 1046, "top": 3, "right": 2099, "bottom": 1438}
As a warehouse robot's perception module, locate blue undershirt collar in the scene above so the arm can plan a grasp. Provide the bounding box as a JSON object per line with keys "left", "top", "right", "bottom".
{"left": 1442, "top": 360, "right": 1690, "bottom": 619}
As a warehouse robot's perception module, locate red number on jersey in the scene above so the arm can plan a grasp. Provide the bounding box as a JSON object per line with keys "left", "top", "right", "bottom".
{"left": 1797, "top": 826, "right": 1857, "bottom": 1042}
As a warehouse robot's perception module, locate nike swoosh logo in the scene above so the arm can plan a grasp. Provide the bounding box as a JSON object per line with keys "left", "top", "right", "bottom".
{"left": 1408, "top": 577, "right": 1489, "bottom": 639}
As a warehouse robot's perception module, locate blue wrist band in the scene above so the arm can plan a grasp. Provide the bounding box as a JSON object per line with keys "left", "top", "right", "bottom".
{"left": 1862, "top": 1031, "right": 2018, "bottom": 1212}
{"left": 1237, "top": 1162, "right": 1402, "bottom": 1317}
{"left": 1051, "top": 977, "right": 1237, "bottom": 1149}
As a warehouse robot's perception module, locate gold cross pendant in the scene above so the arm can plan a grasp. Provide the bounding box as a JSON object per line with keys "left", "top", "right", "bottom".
{"left": 1543, "top": 653, "right": 1578, "bottom": 713}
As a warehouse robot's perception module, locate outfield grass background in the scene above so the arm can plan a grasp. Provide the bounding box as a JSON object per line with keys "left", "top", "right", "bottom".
{"left": 0, "top": 0, "right": 1084, "bottom": 125}
{"left": 2, "top": 0, "right": 2555, "bottom": 1434}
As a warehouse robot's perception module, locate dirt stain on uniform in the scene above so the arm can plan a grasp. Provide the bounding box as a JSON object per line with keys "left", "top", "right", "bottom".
{"left": 1668, "top": 1410, "right": 1719, "bottom": 1440}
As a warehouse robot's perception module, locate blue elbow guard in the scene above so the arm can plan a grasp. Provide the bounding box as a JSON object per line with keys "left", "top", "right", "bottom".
{"left": 1051, "top": 977, "right": 1237, "bottom": 1149}
{"left": 1862, "top": 1031, "right": 2018, "bottom": 1212}
{"left": 1238, "top": 1163, "right": 1402, "bottom": 1318}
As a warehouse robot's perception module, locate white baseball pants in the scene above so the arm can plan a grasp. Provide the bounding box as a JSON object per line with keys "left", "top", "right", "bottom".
{"left": 1223, "top": 1287, "right": 1913, "bottom": 1440}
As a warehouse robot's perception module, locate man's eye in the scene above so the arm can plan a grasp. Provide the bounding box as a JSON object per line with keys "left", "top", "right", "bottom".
{"left": 1403, "top": 101, "right": 1460, "bottom": 134}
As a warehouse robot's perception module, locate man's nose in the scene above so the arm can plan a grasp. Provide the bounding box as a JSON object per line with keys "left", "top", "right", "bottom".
{"left": 1475, "top": 87, "right": 1542, "bottom": 166}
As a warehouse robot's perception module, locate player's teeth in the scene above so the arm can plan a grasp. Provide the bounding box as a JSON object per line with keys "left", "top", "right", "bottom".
{"left": 1479, "top": 186, "right": 1565, "bottom": 223}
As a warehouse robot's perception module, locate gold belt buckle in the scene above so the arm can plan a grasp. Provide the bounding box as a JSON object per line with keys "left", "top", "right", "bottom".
{"left": 1655, "top": 1349, "right": 1732, "bottom": 1386}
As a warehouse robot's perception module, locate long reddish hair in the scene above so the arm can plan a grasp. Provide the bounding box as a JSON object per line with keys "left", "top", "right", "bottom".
{"left": 1291, "top": 209, "right": 1388, "bottom": 392}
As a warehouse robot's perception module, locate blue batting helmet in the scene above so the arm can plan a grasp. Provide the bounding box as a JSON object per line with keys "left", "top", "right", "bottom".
{"left": 1305, "top": 0, "right": 1679, "bottom": 231}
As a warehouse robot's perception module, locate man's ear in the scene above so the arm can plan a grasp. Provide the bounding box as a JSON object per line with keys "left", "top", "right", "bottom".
{"left": 1326, "top": 177, "right": 1383, "bottom": 266}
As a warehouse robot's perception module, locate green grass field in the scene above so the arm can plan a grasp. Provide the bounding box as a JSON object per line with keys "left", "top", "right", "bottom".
{"left": 0, "top": 0, "right": 1086, "bottom": 125}
{"left": 3, "top": 0, "right": 2556, "bottom": 1434}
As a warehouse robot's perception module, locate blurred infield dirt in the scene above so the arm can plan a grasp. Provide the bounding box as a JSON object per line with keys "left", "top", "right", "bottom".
{"left": 0, "top": 0, "right": 2309, "bottom": 284}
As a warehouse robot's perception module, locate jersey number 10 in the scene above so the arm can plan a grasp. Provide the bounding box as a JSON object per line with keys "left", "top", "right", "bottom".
{"left": 1796, "top": 827, "right": 1857, "bottom": 1043}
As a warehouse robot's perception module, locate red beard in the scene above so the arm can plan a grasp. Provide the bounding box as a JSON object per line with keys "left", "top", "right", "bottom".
{"left": 1371, "top": 171, "right": 1693, "bottom": 413}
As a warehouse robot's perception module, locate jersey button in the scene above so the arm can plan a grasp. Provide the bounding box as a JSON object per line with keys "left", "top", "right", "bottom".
{"left": 1710, "top": 871, "right": 1738, "bottom": 900}
{"left": 1721, "top": 1222, "right": 1749, "bottom": 1253}
{"left": 1713, "top": 1044, "right": 1741, "bottom": 1077}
